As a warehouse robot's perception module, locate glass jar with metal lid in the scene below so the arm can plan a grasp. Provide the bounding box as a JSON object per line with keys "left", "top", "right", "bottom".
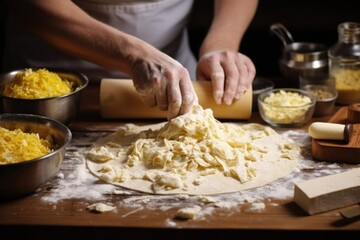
{"left": 328, "top": 22, "right": 360, "bottom": 104}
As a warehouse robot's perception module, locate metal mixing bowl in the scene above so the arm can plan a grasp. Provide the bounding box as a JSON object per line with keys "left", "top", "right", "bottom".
{"left": 301, "top": 84, "right": 338, "bottom": 117}
{"left": 0, "top": 113, "right": 72, "bottom": 198}
{"left": 0, "top": 68, "right": 89, "bottom": 125}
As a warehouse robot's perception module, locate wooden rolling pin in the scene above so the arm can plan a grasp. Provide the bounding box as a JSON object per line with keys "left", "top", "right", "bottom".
{"left": 100, "top": 79, "right": 252, "bottom": 119}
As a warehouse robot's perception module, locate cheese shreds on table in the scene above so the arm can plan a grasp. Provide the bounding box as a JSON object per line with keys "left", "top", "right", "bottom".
{"left": 86, "top": 105, "right": 300, "bottom": 195}
{"left": 0, "top": 127, "right": 53, "bottom": 164}
{"left": 2, "top": 68, "right": 73, "bottom": 99}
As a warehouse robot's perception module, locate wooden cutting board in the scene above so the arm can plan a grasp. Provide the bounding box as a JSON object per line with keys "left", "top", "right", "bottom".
{"left": 311, "top": 106, "right": 360, "bottom": 164}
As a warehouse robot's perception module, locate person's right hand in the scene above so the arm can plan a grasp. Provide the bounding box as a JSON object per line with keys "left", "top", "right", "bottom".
{"left": 130, "top": 50, "right": 198, "bottom": 120}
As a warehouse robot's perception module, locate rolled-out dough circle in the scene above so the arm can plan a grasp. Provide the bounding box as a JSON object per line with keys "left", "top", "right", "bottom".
{"left": 85, "top": 120, "right": 299, "bottom": 195}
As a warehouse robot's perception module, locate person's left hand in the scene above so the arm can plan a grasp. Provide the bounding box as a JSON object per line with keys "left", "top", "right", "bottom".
{"left": 196, "top": 50, "right": 256, "bottom": 105}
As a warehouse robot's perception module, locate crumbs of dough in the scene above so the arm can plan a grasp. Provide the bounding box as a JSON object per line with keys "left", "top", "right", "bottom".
{"left": 86, "top": 203, "right": 115, "bottom": 213}
{"left": 175, "top": 205, "right": 202, "bottom": 220}
{"left": 198, "top": 195, "right": 217, "bottom": 204}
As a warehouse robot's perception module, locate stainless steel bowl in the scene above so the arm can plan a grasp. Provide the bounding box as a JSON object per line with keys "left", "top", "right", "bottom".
{"left": 0, "top": 68, "right": 88, "bottom": 125}
{"left": 301, "top": 84, "right": 338, "bottom": 117}
{"left": 0, "top": 113, "right": 72, "bottom": 198}
{"left": 279, "top": 42, "right": 328, "bottom": 85}
{"left": 270, "top": 23, "right": 328, "bottom": 87}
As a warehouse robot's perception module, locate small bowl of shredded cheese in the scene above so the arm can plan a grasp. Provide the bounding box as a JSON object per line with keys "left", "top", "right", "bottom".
{"left": 0, "top": 113, "right": 71, "bottom": 198}
{"left": 258, "top": 88, "right": 316, "bottom": 127}
{"left": 0, "top": 68, "right": 88, "bottom": 125}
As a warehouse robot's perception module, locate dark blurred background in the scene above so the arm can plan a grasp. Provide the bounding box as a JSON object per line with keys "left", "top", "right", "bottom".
{"left": 188, "top": 0, "right": 360, "bottom": 78}
{"left": 1, "top": 0, "right": 360, "bottom": 78}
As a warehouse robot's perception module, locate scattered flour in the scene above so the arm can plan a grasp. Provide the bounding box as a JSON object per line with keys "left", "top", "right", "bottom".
{"left": 165, "top": 219, "right": 178, "bottom": 227}
{"left": 121, "top": 207, "right": 144, "bottom": 217}
{"left": 37, "top": 130, "right": 355, "bottom": 222}
{"left": 248, "top": 202, "right": 266, "bottom": 212}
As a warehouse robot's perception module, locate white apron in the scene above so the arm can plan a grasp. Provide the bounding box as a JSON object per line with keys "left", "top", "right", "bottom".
{"left": 4, "top": 0, "right": 196, "bottom": 82}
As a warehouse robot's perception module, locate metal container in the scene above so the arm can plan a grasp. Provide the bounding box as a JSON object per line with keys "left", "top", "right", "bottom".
{"left": 270, "top": 23, "right": 328, "bottom": 87}
{"left": 0, "top": 113, "right": 72, "bottom": 198}
{"left": 300, "top": 75, "right": 338, "bottom": 117}
{"left": 302, "top": 84, "right": 338, "bottom": 117}
{"left": 0, "top": 68, "right": 88, "bottom": 125}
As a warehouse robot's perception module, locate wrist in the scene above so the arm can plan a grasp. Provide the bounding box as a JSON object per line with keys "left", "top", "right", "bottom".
{"left": 199, "top": 40, "right": 241, "bottom": 59}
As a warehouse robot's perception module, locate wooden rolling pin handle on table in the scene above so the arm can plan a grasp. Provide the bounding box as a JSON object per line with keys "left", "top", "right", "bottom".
{"left": 100, "top": 79, "right": 252, "bottom": 119}
{"left": 310, "top": 103, "right": 360, "bottom": 164}
{"left": 308, "top": 122, "right": 353, "bottom": 143}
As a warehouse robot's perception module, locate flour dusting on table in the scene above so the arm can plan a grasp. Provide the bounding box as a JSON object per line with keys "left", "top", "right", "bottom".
{"left": 38, "top": 129, "right": 353, "bottom": 223}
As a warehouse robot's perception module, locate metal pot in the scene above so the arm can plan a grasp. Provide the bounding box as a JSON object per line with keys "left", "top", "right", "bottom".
{"left": 0, "top": 68, "right": 89, "bottom": 125}
{"left": 270, "top": 23, "right": 329, "bottom": 86}
{"left": 0, "top": 113, "right": 72, "bottom": 198}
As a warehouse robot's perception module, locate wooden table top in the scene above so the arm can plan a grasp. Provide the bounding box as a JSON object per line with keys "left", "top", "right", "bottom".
{"left": 0, "top": 84, "right": 359, "bottom": 240}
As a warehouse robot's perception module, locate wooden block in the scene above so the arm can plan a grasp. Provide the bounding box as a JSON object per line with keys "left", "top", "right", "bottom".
{"left": 294, "top": 168, "right": 360, "bottom": 215}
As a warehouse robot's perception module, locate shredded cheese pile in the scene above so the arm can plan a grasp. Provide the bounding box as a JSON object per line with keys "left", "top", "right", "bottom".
{"left": 0, "top": 127, "right": 53, "bottom": 164}
{"left": 126, "top": 106, "right": 257, "bottom": 181}
{"left": 87, "top": 106, "right": 294, "bottom": 188}
{"left": 87, "top": 105, "right": 299, "bottom": 193}
{"left": 2, "top": 68, "right": 73, "bottom": 99}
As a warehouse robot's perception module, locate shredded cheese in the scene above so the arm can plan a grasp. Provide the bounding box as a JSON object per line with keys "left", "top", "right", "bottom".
{"left": 2, "top": 68, "right": 73, "bottom": 99}
{"left": 120, "top": 105, "right": 276, "bottom": 188}
{"left": 0, "top": 127, "right": 53, "bottom": 164}
{"left": 261, "top": 90, "right": 312, "bottom": 124}
{"left": 86, "top": 104, "right": 300, "bottom": 194}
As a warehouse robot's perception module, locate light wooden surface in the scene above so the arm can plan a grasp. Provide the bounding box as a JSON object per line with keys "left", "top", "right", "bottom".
{"left": 0, "top": 85, "right": 359, "bottom": 240}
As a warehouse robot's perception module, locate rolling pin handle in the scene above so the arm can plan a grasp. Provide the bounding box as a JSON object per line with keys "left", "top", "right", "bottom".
{"left": 308, "top": 122, "right": 353, "bottom": 143}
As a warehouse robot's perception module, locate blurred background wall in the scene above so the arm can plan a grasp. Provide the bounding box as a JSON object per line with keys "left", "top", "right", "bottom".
{"left": 188, "top": 0, "right": 360, "bottom": 78}
{"left": 1, "top": 0, "right": 359, "bottom": 77}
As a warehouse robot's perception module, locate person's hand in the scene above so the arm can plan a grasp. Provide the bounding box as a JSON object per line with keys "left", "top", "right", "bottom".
{"left": 130, "top": 51, "right": 198, "bottom": 120}
{"left": 196, "top": 50, "right": 256, "bottom": 105}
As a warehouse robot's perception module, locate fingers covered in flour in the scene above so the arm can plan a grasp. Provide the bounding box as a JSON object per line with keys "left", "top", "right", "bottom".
{"left": 196, "top": 50, "right": 256, "bottom": 105}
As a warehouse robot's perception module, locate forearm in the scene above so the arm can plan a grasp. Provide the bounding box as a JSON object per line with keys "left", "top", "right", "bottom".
{"left": 7, "top": 0, "right": 196, "bottom": 118}
{"left": 7, "top": 0, "right": 149, "bottom": 75}
{"left": 199, "top": 0, "right": 258, "bottom": 58}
